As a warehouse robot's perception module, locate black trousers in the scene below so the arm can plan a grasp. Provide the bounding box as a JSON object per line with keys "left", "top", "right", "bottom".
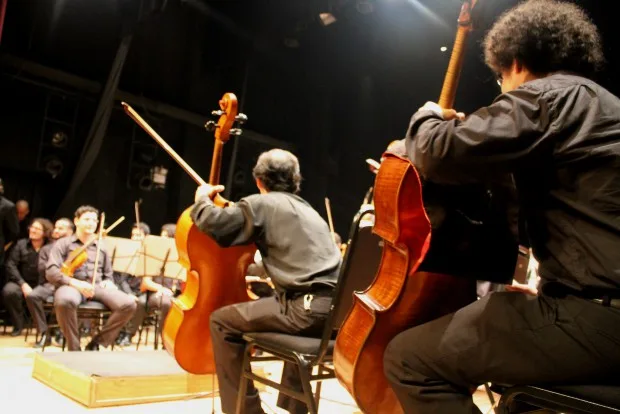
{"left": 25, "top": 283, "right": 55, "bottom": 334}
{"left": 1, "top": 281, "right": 34, "bottom": 330}
{"left": 127, "top": 292, "right": 172, "bottom": 336}
{"left": 384, "top": 292, "right": 620, "bottom": 414}
{"left": 210, "top": 294, "right": 331, "bottom": 414}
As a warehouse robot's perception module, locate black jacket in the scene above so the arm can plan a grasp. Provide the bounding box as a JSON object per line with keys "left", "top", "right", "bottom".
{"left": 0, "top": 195, "right": 19, "bottom": 265}
{"left": 406, "top": 73, "right": 620, "bottom": 295}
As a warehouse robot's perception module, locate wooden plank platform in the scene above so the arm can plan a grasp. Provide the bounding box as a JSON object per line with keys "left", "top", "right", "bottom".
{"left": 31, "top": 350, "right": 263, "bottom": 408}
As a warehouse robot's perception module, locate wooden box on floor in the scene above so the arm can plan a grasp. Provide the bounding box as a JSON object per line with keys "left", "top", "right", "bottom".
{"left": 32, "top": 350, "right": 264, "bottom": 408}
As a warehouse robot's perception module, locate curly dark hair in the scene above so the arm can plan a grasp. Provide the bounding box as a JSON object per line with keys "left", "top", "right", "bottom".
{"left": 252, "top": 149, "right": 302, "bottom": 194}
{"left": 483, "top": 0, "right": 605, "bottom": 78}
{"left": 74, "top": 205, "right": 99, "bottom": 219}
{"left": 31, "top": 218, "right": 54, "bottom": 239}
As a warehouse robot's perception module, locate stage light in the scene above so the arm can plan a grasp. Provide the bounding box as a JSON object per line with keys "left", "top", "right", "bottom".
{"left": 151, "top": 165, "right": 168, "bottom": 189}
{"left": 43, "top": 156, "right": 64, "bottom": 178}
{"left": 319, "top": 12, "right": 337, "bottom": 26}
{"left": 51, "top": 131, "right": 69, "bottom": 148}
{"left": 440, "top": 46, "right": 447, "bottom": 52}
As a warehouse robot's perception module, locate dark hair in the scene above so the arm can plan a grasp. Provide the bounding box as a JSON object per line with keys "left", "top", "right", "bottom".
{"left": 74, "top": 205, "right": 99, "bottom": 219}
{"left": 31, "top": 218, "right": 54, "bottom": 239}
{"left": 133, "top": 222, "right": 151, "bottom": 236}
{"left": 57, "top": 217, "right": 75, "bottom": 233}
{"left": 483, "top": 0, "right": 605, "bottom": 78}
{"left": 252, "top": 149, "right": 302, "bottom": 194}
{"left": 161, "top": 223, "right": 176, "bottom": 238}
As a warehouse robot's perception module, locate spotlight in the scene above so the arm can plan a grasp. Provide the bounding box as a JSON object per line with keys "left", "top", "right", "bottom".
{"left": 51, "top": 131, "right": 69, "bottom": 148}
{"left": 319, "top": 12, "right": 337, "bottom": 26}
{"left": 43, "top": 156, "right": 64, "bottom": 178}
{"left": 151, "top": 165, "right": 168, "bottom": 189}
{"left": 138, "top": 173, "right": 153, "bottom": 191}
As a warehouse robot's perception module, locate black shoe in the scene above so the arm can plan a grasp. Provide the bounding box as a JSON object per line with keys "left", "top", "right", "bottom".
{"left": 10, "top": 328, "right": 23, "bottom": 337}
{"left": 117, "top": 334, "right": 132, "bottom": 347}
{"left": 54, "top": 331, "right": 64, "bottom": 346}
{"left": 85, "top": 340, "right": 100, "bottom": 351}
{"left": 34, "top": 333, "right": 52, "bottom": 348}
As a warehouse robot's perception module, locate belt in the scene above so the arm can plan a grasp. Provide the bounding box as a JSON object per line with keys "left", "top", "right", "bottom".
{"left": 543, "top": 284, "right": 620, "bottom": 310}
{"left": 589, "top": 297, "right": 620, "bottom": 310}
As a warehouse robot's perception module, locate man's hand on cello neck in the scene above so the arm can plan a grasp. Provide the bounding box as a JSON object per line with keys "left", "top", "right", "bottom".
{"left": 195, "top": 184, "right": 225, "bottom": 203}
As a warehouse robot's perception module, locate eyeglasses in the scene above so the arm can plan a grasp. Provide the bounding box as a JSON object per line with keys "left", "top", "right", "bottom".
{"left": 496, "top": 73, "right": 503, "bottom": 87}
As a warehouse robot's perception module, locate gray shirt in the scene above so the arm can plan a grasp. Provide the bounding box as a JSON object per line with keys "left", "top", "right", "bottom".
{"left": 45, "top": 234, "right": 113, "bottom": 287}
{"left": 190, "top": 191, "right": 341, "bottom": 293}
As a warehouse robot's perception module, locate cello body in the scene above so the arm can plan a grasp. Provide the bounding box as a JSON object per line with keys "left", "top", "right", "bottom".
{"left": 334, "top": 2, "right": 516, "bottom": 411}
{"left": 122, "top": 93, "right": 254, "bottom": 375}
{"left": 163, "top": 207, "right": 255, "bottom": 374}
{"left": 333, "top": 155, "right": 477, "bottom": 413}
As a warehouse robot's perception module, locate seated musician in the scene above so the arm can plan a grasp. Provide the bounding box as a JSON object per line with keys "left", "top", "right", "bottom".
{"left": 27, "top": 218, "right": 74, "bottom": 347}
{"left": 192, "top": 149, "right": 341, "bottom": 414}
{"left": 46, "top": 205, "right": 137, "bottom": 351}
{"left": 383, "top": 2, "right": 620, "bottom": 413}
{"left": 1, "top": 218, "right": 53, "bottom": 336}
{"left": 160, "top": 223, "right": 176, "bottom": 238}
{"left": 115, "top": 222, "right": 173, "bottom": 347}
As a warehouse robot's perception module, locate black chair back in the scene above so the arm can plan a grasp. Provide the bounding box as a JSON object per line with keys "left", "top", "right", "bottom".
{"left": 314, "top": 207, "right": 382, "bottom": 363}
{"left": 332, "top": 218, "right": 382, "bottom": 329}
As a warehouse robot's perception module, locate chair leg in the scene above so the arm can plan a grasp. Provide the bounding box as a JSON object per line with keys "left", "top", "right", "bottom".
{"left": 484, "top": 383, "right": 496, "bottom": 407}
{"left": 235, "top": 344, "right": 253, "bottom": 414}
{"left": 153, "top": 315, "right": 159, "bottom": 350}
{"left": 298, "top": 360, "right": 318, "bottom": 414}
{"left": 314, "top": 366, "right": 324, "bottom": 411}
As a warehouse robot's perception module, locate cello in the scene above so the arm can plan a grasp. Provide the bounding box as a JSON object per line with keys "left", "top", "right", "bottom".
{"left": 122, "top": 94, "right": 255, "bottom": 375}
{"left": 333, "top": 1, "right": 515, "bottom": 412}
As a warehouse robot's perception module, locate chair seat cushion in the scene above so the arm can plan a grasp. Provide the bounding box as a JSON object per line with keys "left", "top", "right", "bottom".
{"left": 495, "top": 383, "right": 620, "bottom": 409}
{"left": 243, "top": 332, "right": 334, "bottom": 356}
{"left": 544, "top": 384, "right": 620, "bottom": 408}
{"left": 79, "top": 301, "right": 108, "bottom": 311}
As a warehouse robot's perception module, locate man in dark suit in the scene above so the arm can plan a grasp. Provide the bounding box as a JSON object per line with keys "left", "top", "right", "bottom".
{"left": 0, "top": 178, "right": 20, "bottom": 276}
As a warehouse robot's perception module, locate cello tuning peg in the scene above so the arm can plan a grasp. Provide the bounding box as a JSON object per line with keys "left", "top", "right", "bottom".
{"left": 230, "top": 128, "right": 243, "bottom": 136}
{"left": 235, "top": 113, "right": 248, "bottom": 124}
{"left": 205, "top": 120, "right": 217, "bottom": 131}
{"left": 211, "top": 110, "right": 224, "bottom": 116}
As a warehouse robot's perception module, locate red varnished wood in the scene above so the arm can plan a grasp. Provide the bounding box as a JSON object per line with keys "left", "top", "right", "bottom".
{"left": 158, "top": 93, "right": 256, "bottom": 375}
{"left": 163, "top": 208, "right": 254, "bottom": 374}
{"left": 334, "top": 3, "right": 480, "bottom": 411}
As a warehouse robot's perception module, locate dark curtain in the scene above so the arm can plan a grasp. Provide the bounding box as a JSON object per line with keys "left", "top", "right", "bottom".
{"left": 56, "top": 34, "right": 133, "bottom": 216}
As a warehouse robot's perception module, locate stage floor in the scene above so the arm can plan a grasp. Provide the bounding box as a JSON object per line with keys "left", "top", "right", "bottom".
{"left": 0, "top": 331, "right": 495, "bottom": 413}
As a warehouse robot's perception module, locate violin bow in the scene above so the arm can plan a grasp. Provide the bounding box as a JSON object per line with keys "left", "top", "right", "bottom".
{"left": 91, "top": 213, "right": 106, "bottom": 289}
{"left": 63, "top": 216, "right": 125, "bottom": 268}
{"left": 324, "top": 197, "right": 337, "bottom": 244}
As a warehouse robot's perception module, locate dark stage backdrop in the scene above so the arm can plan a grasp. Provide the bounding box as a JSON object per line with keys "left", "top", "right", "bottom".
{"left": 0, "top": 0, "right": 617, "bottom": 238}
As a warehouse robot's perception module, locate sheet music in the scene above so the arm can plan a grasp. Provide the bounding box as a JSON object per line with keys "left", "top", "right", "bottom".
{"left": 133, "top": 235, "right": 186, "bottom": 280}
{"left": 104, "top": 236, "right": 142, "bottom": 274}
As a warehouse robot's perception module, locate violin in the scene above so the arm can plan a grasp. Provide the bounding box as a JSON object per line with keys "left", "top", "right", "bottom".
{"left": 122, "top": 94, "right": 254, "bottom": 375}
{"left": 61, "top": 250, "right": 88, "bottom": 277}
{"left": 60, "top": 216, "right": 125, "bottom": 278}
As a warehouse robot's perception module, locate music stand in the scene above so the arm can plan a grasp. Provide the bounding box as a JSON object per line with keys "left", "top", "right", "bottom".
{"left": 133, "top": 235, "right": 186, "bottom": 284}
{"left": 105, "top": 236, "right": 142, "bottom": 274}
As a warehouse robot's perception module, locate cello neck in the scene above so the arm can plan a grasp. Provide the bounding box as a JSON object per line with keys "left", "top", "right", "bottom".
{"left": 438, "top": 0, "right": 477, "bottom": 109}
{"left": 209, "top": 140, "right": 225, "bottom": 185}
